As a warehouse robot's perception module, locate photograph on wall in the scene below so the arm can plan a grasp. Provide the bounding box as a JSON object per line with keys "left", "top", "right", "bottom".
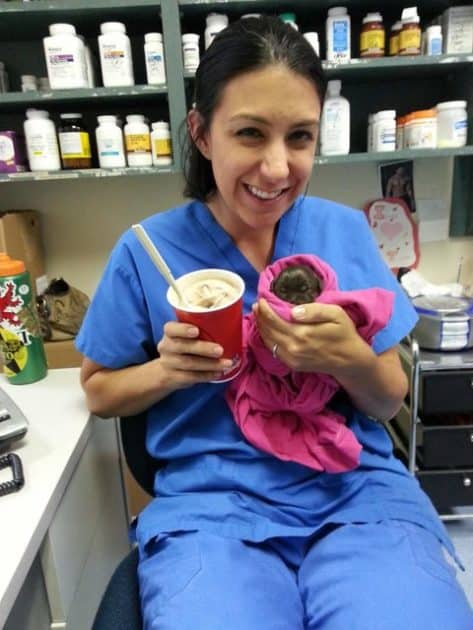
{"left": 379, "top": 159, "right": 416, "bottom": 213}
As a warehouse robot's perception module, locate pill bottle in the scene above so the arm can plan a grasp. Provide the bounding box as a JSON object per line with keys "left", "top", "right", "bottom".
{"left": 80, "top": 37, "right": 96, "bottom": 87}
{"left": 58, "top": 113, "right": 92, "bottom": 169}
{"left": 326, "top": 7, "right": 351, "bottom": 63}
{"left": 405, "top": 109, "right": 437, "bottom": 148}
{"left": 23, "top": 109, "right": 61, "bottom": 171}
{"left": 43, "top": 23, "right": 88, "bottom": 89}
{"left": 436, "top": 101, "right": 468, "bottom": 148}
{"left": 182, "top": 34, "right": 200, "bottom": 72}
{"left": 367, "top": 113, "right": 375, "bottom": 151}
{"left": 303, "top": 32, "right": 320, "bottom": 57}
{"left": 389, "top": 21, "right": 402, "bottom": 55}
{"left": 99, "top": 22, "right": 134, "bottom": 87}
{"left": 0, "top": 254, "right": 47, "bottom": 385}
{"left": 144, "top": 33, "right": 166, "bottom": 85}
{"left": 96, "top": 115, "right": 126, "bottom": 168}
{"left": 205, "top": 13, "right": 229, "bottom": 49}
{"left": 399, "top": 7, "right": 421, "bottom": 56}
{"left": 0, "top": 61, "right": 9, "bottom": 93}
{"left": 279, "top": 12, "right": 298, "bottom": 31}
{"left": 38, "top": 77, "right": 50, "bottom": 92}
{"left": 373, "top": 110, "right": 396, "bottom": 152}
{"left": 425, "top": 25, "right": 442, "bottom": 56}
{"left": 241, "top": 14, "right": 261, "bottom": 20}
{"left": 360, "top": 12, "right": 385, "bottom": 57}
{"left": 151, "top": 121, "right": 172, "bottom": 166}
{"left": 320, "top": 79, "right": 350, "bottom": 155}
{"left": 124, "top": 114, "right": 152, "bottom": 166}
{"left": 21, "top": 74, "right": 37, "bottom": 92}
{"left": 396, "top": 116, "right": 405, "bottom": 150}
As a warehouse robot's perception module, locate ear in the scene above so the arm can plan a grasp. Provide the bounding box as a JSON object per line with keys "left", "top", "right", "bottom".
{"left": 187, "top": 108, "right": 211, "bottom": 160}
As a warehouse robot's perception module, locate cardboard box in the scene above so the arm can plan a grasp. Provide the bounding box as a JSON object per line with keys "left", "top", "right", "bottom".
{"left": 0, "top": 210, "right": 47, "bottom": 294}
{"left": 443, "top": 6, "right": 473, "bottom": 53}
{"left": 44, "top": 339, "right": 83, "bottom": 369}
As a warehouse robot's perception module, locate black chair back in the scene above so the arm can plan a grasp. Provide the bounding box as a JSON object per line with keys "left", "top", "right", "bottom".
{"left": 120, "top": 412, "right": 163, "bottom": 497}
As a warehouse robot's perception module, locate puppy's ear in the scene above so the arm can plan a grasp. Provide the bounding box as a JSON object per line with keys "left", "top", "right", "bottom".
{"left": 187, "top": 108, "right": 211, "bottom": 160}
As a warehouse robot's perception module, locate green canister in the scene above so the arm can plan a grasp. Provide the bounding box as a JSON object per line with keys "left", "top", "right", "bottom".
{"left": 0, "top": 254, "right": 47, "bottom": 384}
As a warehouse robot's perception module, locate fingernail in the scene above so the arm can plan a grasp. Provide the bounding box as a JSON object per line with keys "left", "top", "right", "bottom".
{"left": 292, "top": 305, "right": 306, "bottom": 319}
{"left": 221, "top": 359, "right": 233, "bottom": 368}
{"left": 187, "top": 327, "right": 199, "bottom": 337}
{"left": 212, "top": 346, "right": 224, "bottom": 356}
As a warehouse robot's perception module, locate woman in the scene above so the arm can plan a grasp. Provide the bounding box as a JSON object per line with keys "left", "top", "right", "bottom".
{"left": 77, "top": 17, "right": 472, "bottom": 630}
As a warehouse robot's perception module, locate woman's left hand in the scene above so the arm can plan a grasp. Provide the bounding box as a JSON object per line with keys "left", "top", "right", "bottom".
{"left": 254, "top": 298, "right": 370, "bottom": 377}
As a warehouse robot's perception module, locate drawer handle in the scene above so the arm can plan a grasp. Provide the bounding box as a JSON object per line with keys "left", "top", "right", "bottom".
{"left": 464, "top": 477, "right": 472, "bottom": 488}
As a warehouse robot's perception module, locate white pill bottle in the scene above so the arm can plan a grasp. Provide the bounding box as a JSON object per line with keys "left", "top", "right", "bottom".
{"left": 96, "top": 115, "right": 126, "bottom": 168}
{"left": 326, "top": 7, "right": 351, "bottom": 63}
{"left": 144, "top": 33, "right": 166, "bottom": 85}
{"left": 98, "top": 22, "right": 134, "bottom": 87}
{"left": 151, "top": 121, "right": 172, "bottom": 166}
{"left": 24, "top": 109, "right": 61, "bottom": 171}
{"left": 124, "top": 114, "right": 152, "bottom": 166}
{"left": 43, "top": 23, "right": 88, "bottom": 89}
{"left": 320, "top": 80, "right": 350, "bottom": 155}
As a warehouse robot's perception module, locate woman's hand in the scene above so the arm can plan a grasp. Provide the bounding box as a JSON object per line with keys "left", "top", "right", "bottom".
{"left": 157, "top": 321, "right": 234, "bottom": 389}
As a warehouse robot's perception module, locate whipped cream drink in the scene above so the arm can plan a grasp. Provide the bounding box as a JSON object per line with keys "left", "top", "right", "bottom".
{"left": 183, "top": 277, "right": 239, "bottom": 310}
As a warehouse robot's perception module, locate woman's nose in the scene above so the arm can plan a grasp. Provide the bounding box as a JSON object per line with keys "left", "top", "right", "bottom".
{"left": 260, "top": 142, "right": 290, "bottom": 181}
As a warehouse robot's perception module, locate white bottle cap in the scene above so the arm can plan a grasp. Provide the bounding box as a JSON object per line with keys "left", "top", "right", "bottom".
{"left": 182, "top": 33, "right": 199, "bottom": 43}
{"left": 427, "top": 25, "right": 442, "bottom": 34}
{"left": 391, "top": 21, "right": 402, "bottom": 31}
{"left": 97, "top": 115, "right": 118, "bottom": 124}
{"left": 49, "top": 23, "right": 77, "bottom": 36}
{"left": 328, "top": 7, "right": 348, "bottom": 17}
{"left": 60, "top": 112, "right": 82, "bottom": 119}
{"left": 436, "top": 100, "right": 467, "bottom": 111}
{"left": 152, "top": 121, "right": 169, "bottom": 131}
{"left": 377, "top": 110, "right": 396, "bottom": 119}
{"left": 363, "top": 12, "right": 382, "bottom": 24}
{"left": 401, "top": 7, "right": 420, "bottom": 24}
{"left": 327, "top": 79, "right": 341, "bottom": 94}
{"left": 26, "top": 109, "right": 50, "bottom": 119}
{"left": 145, "top": 32, "right": 162, "bottom": 44}
{"left": 21, "top": 74, "right": 37, "bottom": 82}
{"left": 303, "top": 32, "right": 319, "bottom": 44}
{"left": 100, "top": 22, "right": 126, "bottom": 35}
{"left": 241, "top": 14, "right": 261, "bottom": 19}
{"left": 126, "top": 114, "right": 146, "bottom": 124}
{"left": 206, "top": 13, "right": 229, "bottom": 26}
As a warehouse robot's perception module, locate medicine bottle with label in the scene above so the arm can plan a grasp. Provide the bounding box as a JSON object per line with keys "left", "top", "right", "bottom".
{"left": 360, "top": 12, "right": 385, "bottom": 57}
{"left": 144, "top": 33, "right": 166, "bottom": 85}
{"left": 98, "top": 22, "right": 134, "bottom": 87}
{"left": 326, "top": 7, "right": 351, "bottom": 63}
{"left": 23, "top": 109, "right": 61, "bottom": 171}
{"left": 373, "top": 110, "right": 396, "bottom": 152}
{"left": 389, "top": 21, "right": 402, "bottom": 55}
{"left": 151, "top": 121, "right": 172, "bottom": 166}
{"left": 124, "top": 114, "right": 152, "bottom": 166}
{"left": 425, "top": 25, "right": 442, "bottom": 56}
{"left": 399, "top": 7, "right": 421, "bottom": 56}
{"left": 320, "top": 80, "right": 350, "bottom": 155}
{"left": 205, "top": 13, "right": 229, "bottom": 49}
{"left": 182, "top": 34, "right": 200, "bottom": 72}
{"left": 96, "top": 115, "right": 126, "bottom": 168}
{"left": 43, "top": 23, "right": 88, "bottom": 89}
{"left": 21, "top": 75, "right": 37, "bottom": 92}
{"left": 436, "top": 101, "right": 467, "bottom": 148}
{"left": 58, "top": 113, "right": 92, "bottom": 169}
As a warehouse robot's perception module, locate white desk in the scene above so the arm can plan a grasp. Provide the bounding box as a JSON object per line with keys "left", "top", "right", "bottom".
{"left": 0, "top": 369, "right": 129, "bottom": 629}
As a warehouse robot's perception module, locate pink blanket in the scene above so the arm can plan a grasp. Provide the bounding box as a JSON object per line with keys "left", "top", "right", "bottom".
{"left": 225, "top": 255, "right": 394, "bottom": 472}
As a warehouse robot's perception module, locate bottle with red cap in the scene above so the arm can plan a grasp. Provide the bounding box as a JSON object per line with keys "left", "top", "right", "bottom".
{"left": 0, "top": 254, "right": 47, "bottom": 384}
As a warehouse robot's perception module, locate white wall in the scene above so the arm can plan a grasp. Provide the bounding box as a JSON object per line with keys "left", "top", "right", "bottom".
{"left": 0, "top": 158, "right": 471, "bottom": 297}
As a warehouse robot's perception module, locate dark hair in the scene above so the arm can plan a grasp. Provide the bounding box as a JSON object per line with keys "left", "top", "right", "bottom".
{"left": 182, "top": 16, "right": 326, "bottom": 201}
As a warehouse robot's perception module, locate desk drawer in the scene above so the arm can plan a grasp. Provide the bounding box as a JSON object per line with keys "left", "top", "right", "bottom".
{"left": 419, "top": 370, "right": 473, "bottom": 414}
{"left": 417, "top": 469, "right": 473, "bottom": 511}
{"left": 423, "top": 423, "right": 473, "bottom": 468}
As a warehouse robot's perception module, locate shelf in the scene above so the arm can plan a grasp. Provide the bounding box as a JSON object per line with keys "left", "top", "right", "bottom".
{"left": 315, "top": 146, "right": 473, "bottom": 165}
{"left": 0, "top": 165, "right": 177, "bottom": 184}
{"left": 0, "top": 85, "right": 168, "bottom": 111}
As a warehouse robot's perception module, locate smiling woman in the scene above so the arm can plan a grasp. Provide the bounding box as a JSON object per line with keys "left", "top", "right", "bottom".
{"left": 76, "top": 15, "right": 473, "bottom": 630}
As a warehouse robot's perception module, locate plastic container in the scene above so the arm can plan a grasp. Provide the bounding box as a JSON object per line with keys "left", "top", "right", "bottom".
{"left": 425, "top": 25, "right": 443, "bottom": 56}
{"left": 23, "top": 109, "right": 61, "bottom": 171}
{"left": 58, "top": 113, "right": 92, "bottom": 169}
{"left": 204, "top": 13, "right": 229, "bottom": 49}
{"left": 144, "top": 33, "right": 166, "bottom": 85}
{"left": 279, "top": 12, "right": 298, "bottom": 31}
{"left": 182, "top": 34, "right": 200, "bottom": 72}
{"left": 389, "top": 21, "right": 402, "bottom": 56}
{"left": 360, "top": 12, "right": 385, "bottom": 57}
{"left": 399, "top": 7, "right": 421, "bottom": 56}
{"left": 396, "top": 116, "right": 405, "bottom": 150}
{"left": 38, "top": 77, "right": 50, "bottom": 92}
{"left": 303, "top": 32, "right": 320, "bottom": 57}
{"left": 320, "top": 79, "right": 350, "bottom": 155}
{"left": 43, "top": 23, "right": 88, "bottom": 89}
{"left": 98, "top": 22, "right": 134, "bottom": 87}
{"left": 373, "top": 109, "right": 396, "bottom": 152}
{"left": 151, "top": 121, "right": 172, "bottom": 166}
{"left": 326, "top": 7, "right": 351, "bottom": 63}
{"left": 96, "top": 115, "right": 126, "bottom": 168}
{"left": 436, "top": 100, "right": 468, "bottom": 148}
{"left": 404, "top": 109, "right": 437, "bottom": 148}
{"left": 0, "top": 255, "right": 47, "bottom": 384}
{"left": 124, "top": 114, "right": 152, "bottom": 166}
{"left": 21, "top": 75, "right": 37, "bottom": 92}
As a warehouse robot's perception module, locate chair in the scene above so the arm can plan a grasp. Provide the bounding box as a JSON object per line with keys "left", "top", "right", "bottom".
{"left": 92, "top": 412, "right": 161, "bottom": 630}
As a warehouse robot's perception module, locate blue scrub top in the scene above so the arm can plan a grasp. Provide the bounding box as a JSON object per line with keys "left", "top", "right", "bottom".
{"left": 76, "top": 196, "right": 456, "bottom": 560}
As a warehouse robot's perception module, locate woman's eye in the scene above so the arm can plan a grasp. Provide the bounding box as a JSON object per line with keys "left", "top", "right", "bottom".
{"left": 289, "top": 130, "right": 314, "bottom": 143}
{"left": 236, "top": 127, "right": 263, "bottom": 139}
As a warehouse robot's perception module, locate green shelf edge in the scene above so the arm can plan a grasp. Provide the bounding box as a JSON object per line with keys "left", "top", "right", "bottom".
{"left": 0, "top": 0, "right": 160, "bottom": 14}
{"left": 314, "top": 146, "right": 473, "bottom": 165}
{"left": 0, "top": 165, "right": 179, "bottom": 184}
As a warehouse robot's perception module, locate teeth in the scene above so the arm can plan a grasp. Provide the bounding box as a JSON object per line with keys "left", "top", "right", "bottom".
{"left": 247, "top": 185, "right": 283, "bottom": 200}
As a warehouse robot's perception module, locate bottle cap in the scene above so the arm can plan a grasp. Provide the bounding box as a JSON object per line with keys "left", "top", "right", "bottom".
{"left": 401, "top": 7, "right": 420, "bottom": 24}
{"left": 377, "top": 110, "right": 396, "bottom": 118}
{"left": 279, "top": 12, "right": 296, "bottom": 22}
{"left": 97, "top": 115, "right": 117, "bottom": 124}
{"left": 101, "top": 22, "right": 126, "bottom": 35}
{"left": 436, "top": 100, "right": 467, "bottom": 111}
{"left": 60, "top": 113, "right": 82, "bottom": 119}
{"left": 0, "top": 255, "right": 25, "bottom": 276}
{"left": 49, "top": 23, "right": 77, "bottom": 36}
{"left": 391, "top": 21, "right": 402, "bottom": 32}
{"left": 145, "top": 32, "right": 162, "bottom": 44}
{"left": 363, "top": 12, "right": 382, "bottom": 24}
{"left": 152, "top": 121, "right": 169, "bottom": 130}
{"left": 328, "top": 7, "right": 348, "bottom": 17}
{"left": 26, "top": 109, "right": 49, "bottom": 119}
{"left": 126, "top": 114, "right": 146, "bottom": 123}
{"left": 206, "top": 13, "right": 228, "bottom": 26}
{"left": 182, "top": 33, "right": 199, "bottom": 43}
{"left": 327, "top": 79, "right": 341, "bottom": 94}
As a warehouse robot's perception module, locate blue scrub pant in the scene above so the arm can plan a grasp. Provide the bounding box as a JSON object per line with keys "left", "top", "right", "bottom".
{"left": 138, "top": 520, "right": 473, "bottom": 630}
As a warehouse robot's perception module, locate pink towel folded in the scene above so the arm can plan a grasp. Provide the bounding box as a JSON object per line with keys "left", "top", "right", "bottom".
{"left": 225, "top": 254, "right": 394, "bottom": 472}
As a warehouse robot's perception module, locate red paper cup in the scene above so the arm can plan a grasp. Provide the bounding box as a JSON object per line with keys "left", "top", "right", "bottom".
{"left": 166, "top": 269, "right": 245, "bottom": 382}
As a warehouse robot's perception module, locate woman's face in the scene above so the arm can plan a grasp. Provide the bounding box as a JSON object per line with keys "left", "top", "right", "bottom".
{"left": 195, "top": 64, "right": 321, "bottom": 236}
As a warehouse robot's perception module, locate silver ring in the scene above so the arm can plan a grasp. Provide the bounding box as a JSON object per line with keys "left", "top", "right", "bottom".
{"left": 272, "top": 343, "right": 279, "bottom": 359}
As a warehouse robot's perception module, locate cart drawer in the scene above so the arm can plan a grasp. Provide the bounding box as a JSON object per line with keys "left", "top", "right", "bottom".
{"left": 423, "top": 425, "right": 473, "bottom": 468}
{"left": 420, "top": 370, "right": 473, "bottom": 414}
{"left": 417, "top": 469, "right": 473, "bottom": 511}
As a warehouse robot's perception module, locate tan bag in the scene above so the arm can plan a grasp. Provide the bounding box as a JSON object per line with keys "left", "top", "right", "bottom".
{"left": 36, "top": 278, "right": 90, "bottom": 341}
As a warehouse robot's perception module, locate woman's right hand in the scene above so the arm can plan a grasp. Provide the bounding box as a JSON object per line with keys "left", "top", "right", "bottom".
{"left": 157, "top": 321, "right": 233, "bottom": 390}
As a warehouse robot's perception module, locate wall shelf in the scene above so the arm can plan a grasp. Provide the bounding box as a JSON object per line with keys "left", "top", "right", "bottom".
{"left": 315, "top": 146, "right": 473, "bottom": 165}
{"left": 0, "top": 165, "right": 177, "bottom": 184}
